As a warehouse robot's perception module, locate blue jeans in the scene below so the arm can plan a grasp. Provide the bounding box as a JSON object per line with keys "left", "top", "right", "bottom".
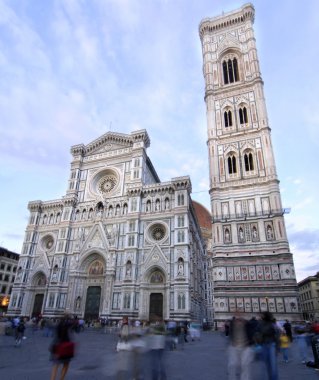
{"left": 262, "top": 342, "right": 278, "bottom": 380}
{"left": 281, "top": 347, "right": 289, "bottom": 361}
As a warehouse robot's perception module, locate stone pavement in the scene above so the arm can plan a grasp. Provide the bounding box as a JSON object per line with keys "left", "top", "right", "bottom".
{"left": 0, "top": 327, "right": 318, "bottom": 380}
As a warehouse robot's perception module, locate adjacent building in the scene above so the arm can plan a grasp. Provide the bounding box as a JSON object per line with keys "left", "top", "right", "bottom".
{"left": 298, "top": 273, "right": 319, "bottom": 321}
{"left": 0, "top": 247, "right": 19, "bottom": 313}
{"left": 199, "top": 3, "right": 300, "bottom": 324}
{"left": 8, "top": 130, "right": 207, "bottom": 323}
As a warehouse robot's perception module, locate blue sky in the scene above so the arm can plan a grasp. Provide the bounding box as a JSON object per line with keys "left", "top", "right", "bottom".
{"left": 0, "top": 0, "right": 318, "bottom": 282}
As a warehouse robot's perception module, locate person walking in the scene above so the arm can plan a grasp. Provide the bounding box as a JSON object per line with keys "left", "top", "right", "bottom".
{"left": 49, "top": 316, "right": 75, "bottom": 380}
{"left": 279, "top": 331, "right": 290, "bottom": 363}
{"left": 227, "top": 313, "right": 254, "bottom": 380}
{"left": 15, "top": 319, "right": 25, "bottom": 347}
{"left": 260, "top": 312, "right": 279, "bottom": 380}
{"left": 283, "top": 320, "right": 293, "bottom": 342}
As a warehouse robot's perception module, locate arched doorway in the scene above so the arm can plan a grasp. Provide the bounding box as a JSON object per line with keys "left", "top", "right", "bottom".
{"left": 31, "top": 272, "right": 47, "bottom": 317}
{"left": 84, "top": 286, "right": 101, "bottom": 320}
{"left": 148, "top": 270, "right": 165, "bottom": 322}
{"left": 149, "top": 293, "right": 163, "bottom": 321}
{"left": 83, "top": 259, "right": 105, "bottom": 320}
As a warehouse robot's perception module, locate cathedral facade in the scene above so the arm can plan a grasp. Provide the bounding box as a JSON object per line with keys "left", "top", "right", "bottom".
{"left": 8, "top": 130, "right": 207, "bottom": 322}
{"left": 199, "top": 4, "right": 300, "bottom": 324}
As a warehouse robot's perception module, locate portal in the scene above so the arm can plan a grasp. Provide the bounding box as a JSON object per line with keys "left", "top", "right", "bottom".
{"left": 84, "top": 286, "right": 101, "bottom": 320}
{"left": 149, "top": 293, "right": 163, "bottom": 322}
{"left": 32, "top": 293, "right": 44, "bottom": 317}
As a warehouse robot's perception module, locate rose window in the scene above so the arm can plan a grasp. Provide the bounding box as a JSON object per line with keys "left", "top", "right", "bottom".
{"left": 148, "top": 223, "right": 167, "bottom": 242}
{"left": 152, "top": 226, "right": 165, "bottom": 241}
{"left": 41, "top": 235, "right": 54, "bottom": 251}
{"left": 98, "top": 175, "right": 117, "bottom": 194}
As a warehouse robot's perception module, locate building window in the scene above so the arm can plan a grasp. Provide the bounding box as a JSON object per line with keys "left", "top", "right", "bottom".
{"left": 128, "top": 235, "right": 135, "bottom": 247}
{"left": 48, "top": 293, "right": 55, "bottom": 308}
{"left": 131, "top": 199, "right": 138, "bottom": 212}
{"left": 123, "top": 293, "right": 131, "bottom": 309}
{"left": 224, "top": 110, "right": 233, "bottom": 127}
{"left": 228, "top": 155, "right": 237, "bottom": 174}
{"left": 222, "top": 58, "right": 239, "bottom": 85}
{"left": 177, "top": 194, "right": 185, "bottom": 206}
{"left": 244, "top": 153, "right": 254, "bottom": 171}
{"left": 177, "top": 215, "right": 185, "bottom": 227}
{"left": 177, "top": 230, "right": 185, "bottom": 243}
{"left": 178, "top": 293, "right": 186, "bottom": 309}
{"left": 129, "top": 221, "right": 135, "bottom": 232}
{"left": 239, "top": 107, "right": 248, "bottom": 124}
{"left": 112, "top": 293, "right": 120, "bottom": 309}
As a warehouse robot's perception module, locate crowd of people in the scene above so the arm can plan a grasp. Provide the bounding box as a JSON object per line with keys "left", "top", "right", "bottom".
{"left": 3, "top": 313, "right": 319, "bottom": 380}
{"left": 224, "top": 311, "right": 319, "bottom": 380}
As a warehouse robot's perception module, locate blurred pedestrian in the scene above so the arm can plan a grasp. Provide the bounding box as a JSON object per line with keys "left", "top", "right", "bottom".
{"left": 283, "top": 320, "right": 292, "bottom": 342}
{"left": 294, "top": 325, "right": 308, "bottom": 363}
{"left": 116, "top": 316, "right": 132, "bottom": 380}
{"left": 49, "top": 316, "right": 75, "bottom": 380}
{"left": 148, "top": 321, "right": 167, "bottom": 380}
{"left": 279, "top": 331, "right": 290, "bottom": 363}
{"left": 260, "top": 312, "right": 279, "bottom": 380}
{"left": 15, "top": 319, "right": 25, "bottom": 347}
{"left": 227, "top": 313, "right": 254, "bottom": 380}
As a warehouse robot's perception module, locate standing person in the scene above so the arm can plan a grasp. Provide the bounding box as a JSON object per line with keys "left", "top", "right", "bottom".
{"left": 148, "top": 321, "right": 167, "bottom": 380}
{"left": 260, "top": 312, "right": 279, "bottom": 380}
{"left": 116, "top": 316, "right": 132, "bottom": 380}
{"left": 227, "top": 313, "right": 254, "bottom": 380}
{"left": 15, "top": 319, "right": 25, "bottom": 347}
{"left": 50, "top": 316, "right": 75, "bottom": 380}
{"left": 279, "top": 332, "right": 290, "bottom": 363}
{"left": 283, "top": 320, "right": 293, "bottom": 342}
{"left": 294, "top": 325, "right": 308, "bottom": 363}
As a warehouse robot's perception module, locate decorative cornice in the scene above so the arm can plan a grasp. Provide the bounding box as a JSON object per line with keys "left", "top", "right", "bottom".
{"left": 199, "top": 3, "right": 255, "bottom": 38}
{"left": 70, "top": 130, "right": 151, "bottom": 158}
{"left": 62, "top": 194, "right": 78, "bottom": 207}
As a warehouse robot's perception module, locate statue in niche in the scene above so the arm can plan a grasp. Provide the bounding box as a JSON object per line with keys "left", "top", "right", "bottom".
{"left": 267, "top": 225, "right": 273, "bottom": 240}
{"left": 123, "top": 204, "right": 128, "bottom": 215}
{"left": 165, "top": 198, "right": 170, "bottom": 210}
{"left": 178, "top": 260, "right": 184, "bottom": 276}
{"left": 238, "top": 228, "right": 244, "bottom": 242}
{"left": 75, "top": 296, "right": 81, "bottom": 309}
{"left": 96, "top": 208, "right": 103, "bottom": 219}
{"left": 52, "top": 266, "right": 58, "bottom": 281}
{"left": 252, "top": 227, "right": 258, "bottom": 240}
{"left": 224, "top": 228, "right": 230, "bottom": 243}
{"left": 126, "top": 261, "right": 132, "bottom": 278}
{"left": 108, "top": 207, "right": 113, "bottom": 217}
{"left": 146, "top": 201, "right": 151, "bottom": 212}
{"left": 155, "top": 200, "right": 160, "bottom": 211}
{"left": 108, "top": 226, "right": 118, "bottom": 246}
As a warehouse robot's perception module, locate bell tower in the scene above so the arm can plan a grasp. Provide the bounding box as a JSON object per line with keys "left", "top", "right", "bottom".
{"left": 199, "top": 4, "right": 300, "bottom": 323}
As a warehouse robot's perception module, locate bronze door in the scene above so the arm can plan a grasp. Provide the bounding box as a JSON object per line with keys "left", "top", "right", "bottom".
{"left": 32, "top": 294, "right": 44, "bottom": 317}
{"left": 149, "top": 293, "right": 163, "bottom": 322}
{"left": 84, "top": 286, "right": 101, "bottom": 320}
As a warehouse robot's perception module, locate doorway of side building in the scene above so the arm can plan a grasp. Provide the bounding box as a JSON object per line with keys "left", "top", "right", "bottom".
{"left": 32, "top": 293, "right": 44, "bottom": 317}
{"left": 84, "top": 286, "right": 101, "bottom": 320}
{"left": 149, "top": 293, "right": 163, "bottom": 322}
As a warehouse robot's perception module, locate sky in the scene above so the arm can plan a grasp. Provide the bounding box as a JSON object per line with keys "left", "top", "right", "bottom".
{"left": 0, "top": 0, "right": 318, "bottom": 282}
